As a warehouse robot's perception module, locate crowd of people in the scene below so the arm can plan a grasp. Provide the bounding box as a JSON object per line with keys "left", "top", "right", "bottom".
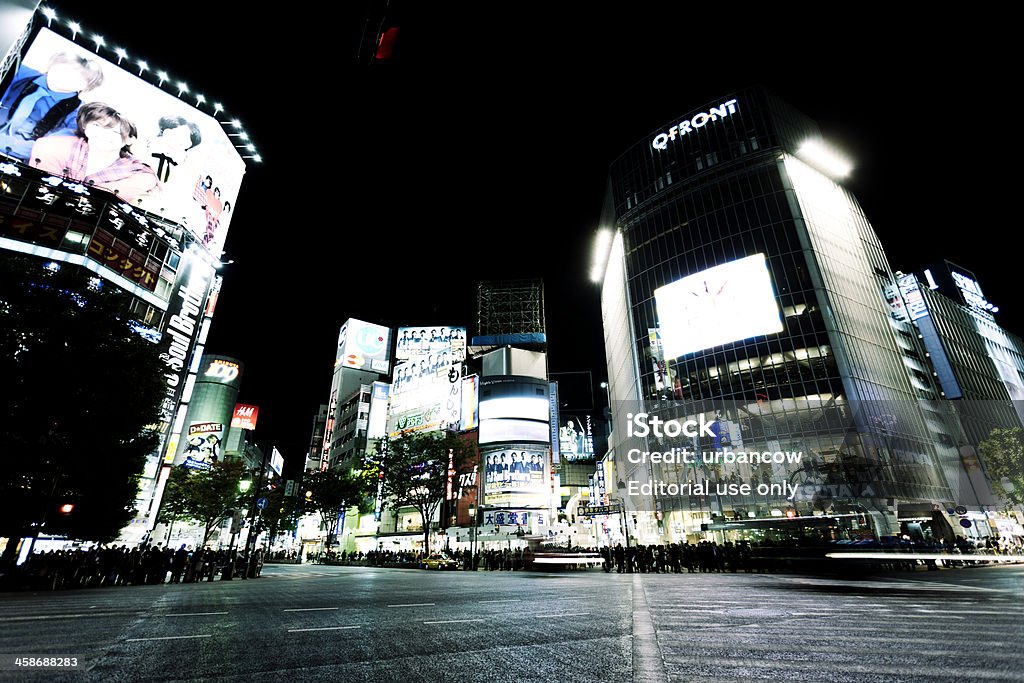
{"left": 313, "top": 547, "right": 536, "bottom": 571}
{"left": 1, "top": 544, "right": 264, "bottom": 591}
{"left": 5, "top": 534, "right": 1020, "bottom": 591}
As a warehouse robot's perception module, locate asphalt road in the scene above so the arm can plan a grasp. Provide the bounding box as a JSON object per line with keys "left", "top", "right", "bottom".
{"left": 1, "top": 563, "right": 1023, "bottom": 682}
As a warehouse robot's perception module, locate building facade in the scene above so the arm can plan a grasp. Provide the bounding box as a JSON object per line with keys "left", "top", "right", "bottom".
{"left": 594, "top": 87, "right": 970, "bottom": 544}
{"left": 1, "top": 8, "right": 252, "bottom": 545}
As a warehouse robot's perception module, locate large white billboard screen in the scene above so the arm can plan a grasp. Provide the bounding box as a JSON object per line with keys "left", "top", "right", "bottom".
{"left": 655, "top": 253, "right": 783, "bottom": 359}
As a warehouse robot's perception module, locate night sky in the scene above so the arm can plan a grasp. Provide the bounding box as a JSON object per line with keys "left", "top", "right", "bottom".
{"left": 42, "top": 3, "right": 1017, "bottom": 475}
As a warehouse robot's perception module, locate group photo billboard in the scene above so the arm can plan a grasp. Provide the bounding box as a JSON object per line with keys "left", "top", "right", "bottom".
{"left": 395, "top": 326, "right": 467, "bottom": 361}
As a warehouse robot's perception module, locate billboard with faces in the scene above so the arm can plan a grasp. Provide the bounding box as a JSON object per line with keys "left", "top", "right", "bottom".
{"left": 483, "top": 447, "right": 547, "bottom": 496}
{"left": 395, "top": 326, "right": 467, "bottom": 361}
{"left": 181, "top": 422, "right": 222, "bottom": 471}
{"left": 1, "top": 28, "right": 245, "bottom": 254}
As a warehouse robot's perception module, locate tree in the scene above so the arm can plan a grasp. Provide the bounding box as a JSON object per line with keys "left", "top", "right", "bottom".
{"left": 0, "top": 256, "right": 165, "bottom": 565}
{"left": 158, "top": 460, "right": 247, "bottom": 547}
{"left": 156, "top": 466, "right": 194, "bottom": 543}
{"left": 302, "top": 466, "right": 373, "bottom": 552}
{"left": 259, "top": 483, "right": 301, "bottom": 547}
{"left": 380, "top": 431, "right": 477, "bottom": 555}
{"left": 978, "top": 427, "right": 1024, "bottom": 508}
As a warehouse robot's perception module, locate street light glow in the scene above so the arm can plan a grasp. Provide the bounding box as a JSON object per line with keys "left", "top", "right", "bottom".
{"left": 796, "top": 139, "right": 853, "bottom": 179}
{"left": 589, "top": 228, "right": 613, "bottom": 283}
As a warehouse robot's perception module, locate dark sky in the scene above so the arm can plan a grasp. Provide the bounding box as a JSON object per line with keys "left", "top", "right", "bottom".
{"left": 45, "top": 3, "right": 1017, "bottom": 474}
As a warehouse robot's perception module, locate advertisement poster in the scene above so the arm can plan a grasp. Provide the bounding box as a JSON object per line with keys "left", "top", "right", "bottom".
{"left": 1, "top": 29, "right": 246, "bottom": 254}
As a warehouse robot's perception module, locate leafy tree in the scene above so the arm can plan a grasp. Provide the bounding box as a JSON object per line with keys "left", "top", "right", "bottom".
{"left": 259, "top": 483, "right": 301, "bottom": 547}
{"left": 380, "top": 431, "right": 477, "bottom": 554}
{"left": 158, "top": 459, "right": 247, "bottom": 547}
{"left": 0, "top": 256, "right": 164, "bottom": 565}
{"left": 302, "top": 466, "right": 373, "bottom": 552}
{"left": 156, "top": 466, "right": 195, "bottom": 542}
{"left": 978, "top": 427, "right": 1024, "bottom": 508}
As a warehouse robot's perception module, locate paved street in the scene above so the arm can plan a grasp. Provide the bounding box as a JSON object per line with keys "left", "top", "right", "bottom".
{"left": 2, "top": 563, "right": 1023, "bottom": 682}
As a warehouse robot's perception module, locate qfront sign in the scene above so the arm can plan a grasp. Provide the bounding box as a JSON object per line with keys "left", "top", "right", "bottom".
{"left": 651, "top": 99, "right": 739, "bottom": 151}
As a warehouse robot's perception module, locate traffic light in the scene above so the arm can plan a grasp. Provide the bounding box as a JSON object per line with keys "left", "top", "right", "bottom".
{"left": 59, "top": 503, "right": 74, "bottom": 514}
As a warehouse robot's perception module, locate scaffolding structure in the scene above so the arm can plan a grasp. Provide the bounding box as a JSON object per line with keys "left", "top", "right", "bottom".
{"left": 475, "top": 279, "right": 546, "bottom": 336}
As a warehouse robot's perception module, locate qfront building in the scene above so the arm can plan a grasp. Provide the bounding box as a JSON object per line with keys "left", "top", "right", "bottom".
{"left": 591, "top": 87, "right": 1006, "bottom": 546}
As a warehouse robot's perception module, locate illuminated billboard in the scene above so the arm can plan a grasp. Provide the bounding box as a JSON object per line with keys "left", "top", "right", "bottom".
{"left": 654, "top": 253, "right": 783, "bottom": 359}
{"left": 387, "top": 360, "right": 463, "bottom": 437}
{"left": 559, "top": 414, "right": 595, "bottom": 461}
{"left": 182, "top": 422, "right": 222, "bottom": 471}
{"left": 1, "top": 28, "right": 245, "bottom": 253}
{"left": 896, "top": 273, "right": 928, "bottom": 321}
{"left": 387, "top": 323, "right": 468, "bottom": 437}
{"left": 478, "top": 376, "right": 550, "bottom": 446}
{"left": 366, "top": 382, "right": 390, "bottom": 439}
{"left": 395, "top": 326, "right": 467, "bottom": 361}
{"left": 460, "top": 375, "right": 479, "bottom": 431}
{"left": 335, "top": 319, "right": 391, "bottom": 373}
{"left": 230, "top": 404, "right": 259, "bottom": 430}
{"left": 483, "top": 447, "right": 547, "bottom": 495}
{"left": 201, "top": 357, "right": 241, "bottom": 386}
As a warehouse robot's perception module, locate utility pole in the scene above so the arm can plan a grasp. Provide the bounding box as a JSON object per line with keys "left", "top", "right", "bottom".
{"left": 242, "top": 442, "right": 270, "bottom": 579}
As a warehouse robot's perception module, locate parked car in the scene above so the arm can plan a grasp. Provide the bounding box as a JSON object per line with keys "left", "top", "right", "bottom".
{"left": 422, "top": 553, "right": 459, "bottom": 570}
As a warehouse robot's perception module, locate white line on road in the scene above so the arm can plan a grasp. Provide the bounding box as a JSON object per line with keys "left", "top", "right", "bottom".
{"left": 479, "top": 599, "right": 521, "bottom": 603}
{"left": 283, "top": 607, "right": 339, "bottom": 612}
{"left": 288, "top": 626, "right": 362, "bottom": 632}
{"left": 423, "top": 619, "right": 484, "bottom": 625}
{"left": 126, "top": 634, "right": 212, "bottom": 642}
{"left": 387, "top": 603, "right": 436, "bottom": 608}
{"left": 0, "top": 612, "right": 144, "bottom": 622}
{"left": 914, "top": 609, "right": 1010, "bottom": 615}
{"left": 161, "top": 612, "right": 229, "bottom": 617}
{"left": 535, "top": 612, "right": 591, "bottom": 619}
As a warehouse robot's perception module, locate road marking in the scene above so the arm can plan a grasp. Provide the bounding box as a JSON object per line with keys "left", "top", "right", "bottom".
{"left": 127, "top": 634, "right": 212, "bottom": 642}
{"left": 288, "top": 626, "right": 362, "bottom": 632}
{"left": 914, "top": 609, "right": 1010, "bottom": 615}
{"left": 423, "top": 619, "right": 484, "bottom": 625}
{"left": 535, "top": 612, "right": 591, "bottom": 619}
{"left": 632, "top": 575, "right": 668, "bottom": 683}
{"left": 161, "top": 612, "right": 229, "bottom": 617}
{"left": 0, "top": 612, "right": 143, "bottom": 622}
{"left": 479, "top": 599, "right": 521, "bottom": 603}
{"left": 283, "top": 607, "right": 340, "bottom": 612}
{"left": 387, "top": 603, "right": 435, "bottom": 608}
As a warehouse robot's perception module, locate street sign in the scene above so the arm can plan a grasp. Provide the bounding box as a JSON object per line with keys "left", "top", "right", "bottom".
{"left": 578, "top": 504, "right": 622, "bottom": 517}
{"left": 256, "top": 497, "right": 268, "bottom": 510}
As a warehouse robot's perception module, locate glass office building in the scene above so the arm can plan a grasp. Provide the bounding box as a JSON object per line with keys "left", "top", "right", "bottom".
{"left": 594, "top": 87, "right": 962, "bottom": 544}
